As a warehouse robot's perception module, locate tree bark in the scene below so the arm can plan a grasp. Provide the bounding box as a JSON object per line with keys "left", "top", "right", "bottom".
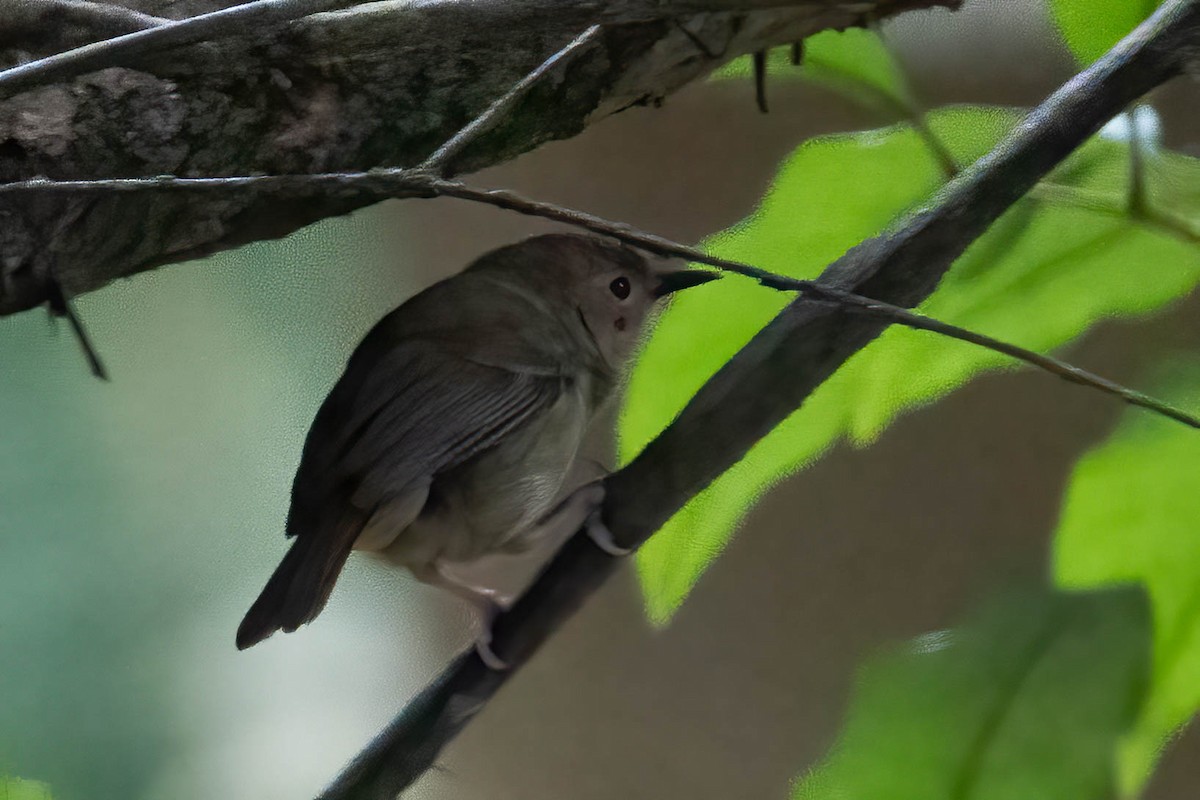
{"left": 0, "top": 0, "right": 954, "bottom": 315}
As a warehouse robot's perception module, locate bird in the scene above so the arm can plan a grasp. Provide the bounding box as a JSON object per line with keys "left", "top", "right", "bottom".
{"left": 236, "top": 233, "right": 717, "bottom": 655}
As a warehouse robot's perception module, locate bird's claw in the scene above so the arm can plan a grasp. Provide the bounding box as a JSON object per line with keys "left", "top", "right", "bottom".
{"left": 475, "top": 630, "right": 511, "bottom": 671}
{"left": 585, "top": 507, "right": 632, "bottom": 556}
{"left": 562, "top": 480, "right": 632, "bottom": 556}
{"left": 470, "top": 596, "right": 510, "bottom": 671}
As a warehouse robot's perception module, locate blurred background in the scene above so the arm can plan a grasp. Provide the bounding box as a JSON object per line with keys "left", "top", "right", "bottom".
{"left": 2, "top": 1, "right": 1198, "bottom": 798}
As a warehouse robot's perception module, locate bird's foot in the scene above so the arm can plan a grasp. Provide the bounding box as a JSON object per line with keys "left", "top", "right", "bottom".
{"left": 453, "top": 581, "right": 510, "bottom": 671}
{"left": 413, "top": 561, "right": 511, "bottom": 670}
{"left": 470, "top": 598, "right": 510, "bottom": 671}
{"left": 585, "top": 505, "right": 632, "bottom": 556}
{"left": 557, "top": 480, "right": 632, "bottom": 556}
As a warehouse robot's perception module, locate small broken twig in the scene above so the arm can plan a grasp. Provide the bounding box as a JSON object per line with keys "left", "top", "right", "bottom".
{"left": 45, "top": 279, "right": 108, "bottom": 380}
{"left": 753, "top": 48, "right": 768, "bottom": 112}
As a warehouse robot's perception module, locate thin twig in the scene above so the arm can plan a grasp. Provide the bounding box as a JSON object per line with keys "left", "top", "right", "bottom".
{"left": 723, "top": 27, "right": 958, "bottom": 176}
{"left": 865, "top": 20, "right": 960, "bottom": 179}
{"left": 820, "top": 80, "right": 960, "bottom": 177}
{"left": 896, "top": 96, "right": 959, "bottom": 179}
{"left": 318, "top": 3, "right": 1200, "bottom": 796}
{"left": 674, "top": 19, "right": 727, "bottom": 59}
{"left": 419, "top": 24, "right": 604, "bottom": 175}
{"left": 1145, "top": 206, "right": 1200, "bottom": 244}
{"left": 803, "top": 20, "right": 959, "bottom": 178}
{"left": 0, "top": 169, "right": 1196, "bottom": 428}
{"left": 424, "top": 181, "right": 1200, "bottom": 430}
{"left": 1128, "top": 107, "right": 1150, "bottom": 217}
{"left": 794, "top": 59, "right": 960, "bottom": 177}
{"left": 0, "top": 0, "right": 364, "bottom": 99}
{"left": 843, "top": 299, "right": 1200, "bottom": 429}
{"left": 44, "top": 280, "right": 108, "bottom": 380}
{"left": 0, "top": 0, "right": 961, "bottom": 318}
{"left": 753, "top": 49, "right": 769, "bottom": 112}
{"left": 881, "top": 31, "right": 957, "bottom": 179}
{"left": 1031, "top": 181, "right": 1200, "bottom": 245}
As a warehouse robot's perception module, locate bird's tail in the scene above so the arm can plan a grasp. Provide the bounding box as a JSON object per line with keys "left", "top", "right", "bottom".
{"left": 236, "top": 514, "right": 363, "bottom": 650}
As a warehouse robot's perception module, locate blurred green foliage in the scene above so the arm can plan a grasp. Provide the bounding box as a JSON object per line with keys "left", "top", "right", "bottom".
{"left": 0, "top": 209, "right": 410, "bottom": 799}
{"left": 792, "top": 586, "right": 1149, "bottom": 800}
{"left": 656, "top": 17, "right": 1200, "bottom": 800}
{"left": 1049, "top": 0, "right": 1163, "bottom": 64}
{"left": 621, "top": 105, "right": 1200, "bottom": 624}
{"left": 1055, "top": 363, "right": 1200, "bottom": 794}
{"left": 0, "top": 776, "right": 52, "bottom": 800}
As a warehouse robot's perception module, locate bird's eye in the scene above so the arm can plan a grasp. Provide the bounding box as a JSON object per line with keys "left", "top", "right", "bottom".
{"left": 610, "top": 277, "right": 631, "bottom": 300}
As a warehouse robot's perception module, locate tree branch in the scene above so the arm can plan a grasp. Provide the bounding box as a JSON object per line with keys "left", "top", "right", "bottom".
{"left": 8, "top": 166, "right": 1198, "bottom": 428}
{"left": 0, "top": 0, "right": 361, "bottom": 99}
{"left": 0, "top": 0, "right": 168, "bottom": 46}
{"left": 311, "top": 2, "right": 1200, "bottom": 798}
{"left": 0, "top": 0, "right": 955, "bottom": 316}
{"left": 418, "top": 24, "right": 605, "bottom": 175}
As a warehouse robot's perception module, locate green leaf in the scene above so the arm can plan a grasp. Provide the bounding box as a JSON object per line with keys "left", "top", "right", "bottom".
{"left": 0, "top": 777, "right": 53, "bottom": 800}
{"left": 715, "top": 28, "right": 911, "bottom": 111}
{"left": 792, "top": 586, "right": 1150, "bottom": 800}
{"left": 1054, "top": 361, "right": 1200, "bottom": 794}
{"left": 1049, "top": 0, "right": 1163, "bottom": 65}
{"left": 620, "top": 106, "right": 1200, "bottom": 624}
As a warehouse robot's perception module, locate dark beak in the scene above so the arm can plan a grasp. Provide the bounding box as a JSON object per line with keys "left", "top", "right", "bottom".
{"left": 653, "top": 269, "right": 720, "bottom": 298}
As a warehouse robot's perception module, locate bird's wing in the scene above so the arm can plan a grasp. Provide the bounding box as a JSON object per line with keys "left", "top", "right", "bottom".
{"left": 287, "top": 337, "right": 564, "bottom": 538}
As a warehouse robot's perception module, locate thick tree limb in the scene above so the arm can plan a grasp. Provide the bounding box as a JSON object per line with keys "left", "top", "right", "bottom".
{"left": 0, "top": 0, "right": 168, "bottom": 48}
{"left": 0, "top": 0, "right": 362, "bottom": 98}
{"left": 0, "top": 0, "right": 953, "bottom": 316}
{"left": 311, "top": 2, "right": 1200, "bottom": 798}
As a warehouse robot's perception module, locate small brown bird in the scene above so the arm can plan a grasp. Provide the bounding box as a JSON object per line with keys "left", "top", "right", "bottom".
{"left": 236, "top": 234, "right": 716, "bottom": 653}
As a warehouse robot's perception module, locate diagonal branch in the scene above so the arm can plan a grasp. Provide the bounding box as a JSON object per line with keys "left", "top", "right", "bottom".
{"left": 4, "top": 168, "right": 1197, "bottom": 429}
{"left": 313, "top": 2, "right": 1200, "bottom": 798}
{"left": 419, "top": 24, "right": 605, "bottom": 175}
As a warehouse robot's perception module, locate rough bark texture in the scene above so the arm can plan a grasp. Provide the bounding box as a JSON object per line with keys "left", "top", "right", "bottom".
{"left": 0, "top": 0, "right": 955, "bottom": 315}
